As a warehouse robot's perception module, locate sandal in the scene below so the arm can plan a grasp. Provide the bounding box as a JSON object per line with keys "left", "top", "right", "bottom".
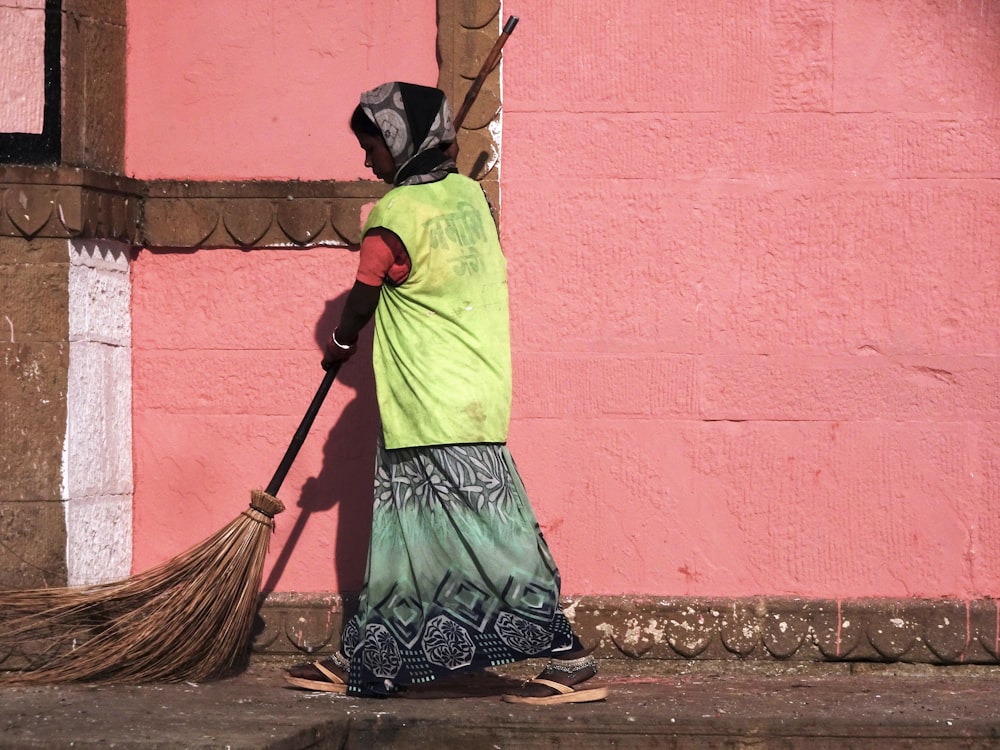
{"left": 502, "top": 654, "right": 609, "bottom": 705}
{"left": 283, "top": 654, "right": 349, "bottom": 693}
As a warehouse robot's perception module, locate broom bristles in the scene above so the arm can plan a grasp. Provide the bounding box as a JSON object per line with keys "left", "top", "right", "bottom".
{"left": 0, "top": 489, "right": 284, "bottom": 684}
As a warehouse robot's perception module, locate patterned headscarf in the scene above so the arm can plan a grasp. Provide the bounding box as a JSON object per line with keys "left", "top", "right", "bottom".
{"left": 358, "top": 82, "right": 458, "bottom": 186}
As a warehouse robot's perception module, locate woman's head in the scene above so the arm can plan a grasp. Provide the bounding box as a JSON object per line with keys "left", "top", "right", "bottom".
{"left": 350, "top": 104, "right": 383, "bottom": 140}
{"left": 351, "top": 82, "right": 457, "bottom": 186}
{"left": 352, "top": 108, "right": 396, "bottom": 183}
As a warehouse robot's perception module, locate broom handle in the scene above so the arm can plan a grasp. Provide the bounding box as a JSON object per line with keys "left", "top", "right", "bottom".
{"left": 452, "top": 15, "right": 518, "bottom": 130}
{"left": 264, "top": 20, "right": 518, "bottom": 497}
{"left": 265, "top": 361, "right": 342, "bottom": 497}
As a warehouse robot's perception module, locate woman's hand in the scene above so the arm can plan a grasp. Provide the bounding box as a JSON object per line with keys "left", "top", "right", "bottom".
{"left": 322, "top": 330, "right": 357, "bottom": 370}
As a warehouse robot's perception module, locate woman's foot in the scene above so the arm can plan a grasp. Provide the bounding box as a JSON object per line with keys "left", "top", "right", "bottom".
{"left": 501, "top": 650, "right": 609, "bottom": 705}
{"left": 284, "top": 652, "right": 349, "bottom": 693}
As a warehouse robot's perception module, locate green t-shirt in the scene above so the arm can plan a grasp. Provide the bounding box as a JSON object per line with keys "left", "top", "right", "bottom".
{"left": 363, "top": 173, "right": 512, "bottom": 449}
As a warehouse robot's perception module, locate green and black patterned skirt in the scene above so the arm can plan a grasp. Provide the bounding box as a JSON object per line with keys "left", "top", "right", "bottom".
{"left": 342, "top": 441, "right": 580, "bottom": 696}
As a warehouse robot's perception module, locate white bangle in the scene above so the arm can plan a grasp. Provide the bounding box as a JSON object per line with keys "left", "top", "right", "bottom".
{"left": 331, "top": 331, "right": 352, "bottom": 350}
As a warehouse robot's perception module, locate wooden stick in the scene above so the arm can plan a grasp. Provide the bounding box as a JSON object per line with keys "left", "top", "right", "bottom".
{"left": 453, "top": 15, "right": 519, "bottom": 130}
{"left": 264, "top": 361, "right": 342, "bottom": 497}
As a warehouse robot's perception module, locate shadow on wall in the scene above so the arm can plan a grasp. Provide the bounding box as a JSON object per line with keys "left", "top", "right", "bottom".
{"left": 260, "top": 291, "right": 379, "bottom": 596}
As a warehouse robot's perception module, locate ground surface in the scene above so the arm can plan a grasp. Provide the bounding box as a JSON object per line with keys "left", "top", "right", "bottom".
{"left": 2, "top": 660, "right": 1000, "bottom": 748}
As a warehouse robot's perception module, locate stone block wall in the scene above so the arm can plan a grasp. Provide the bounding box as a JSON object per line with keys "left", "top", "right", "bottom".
{"left": 1, "top": 0, "right": 130, "bottom": 589}
{"left": 0, "top": 234, "right": 69, "bottom": 588}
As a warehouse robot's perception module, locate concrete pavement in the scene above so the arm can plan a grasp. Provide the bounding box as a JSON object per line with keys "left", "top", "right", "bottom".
{"left": 2, "top": 659, "right": 1000, "bottom": 748}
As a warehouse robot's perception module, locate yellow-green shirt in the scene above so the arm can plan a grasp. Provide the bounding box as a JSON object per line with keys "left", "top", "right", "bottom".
{"left": 363, "top": 173, "right": 512, "bottom": 449}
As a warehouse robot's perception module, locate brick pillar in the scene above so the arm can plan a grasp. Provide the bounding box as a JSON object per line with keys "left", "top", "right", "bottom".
{"left": 0, "top": 235, "right": 70, "bottom": 588}
{"left": 0, "top": 0, "right": 131, "bottom": 588}
{"left": 0, "top": 172, "right": 139, "bottom": 589}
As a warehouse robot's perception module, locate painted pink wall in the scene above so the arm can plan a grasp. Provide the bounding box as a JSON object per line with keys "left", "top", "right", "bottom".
{"left": 126, "top": 0, "right": 438, "bottom": 179}
{"left": 127, "top": 0, "right": 437, "bottom": 592}
{"left": 130, "top": 1, "right": 1000, "bottom": 599}
{"left": 131, "top": 248, "right": 379, "bottom": 593}
{"left": 0, "top": 0, "right": 46, "bottom": 134}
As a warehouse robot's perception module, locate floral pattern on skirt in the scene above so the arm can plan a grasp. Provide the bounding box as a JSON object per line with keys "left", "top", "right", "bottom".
{"left": 341, "top": 441, "right": 579, "bottom": 695}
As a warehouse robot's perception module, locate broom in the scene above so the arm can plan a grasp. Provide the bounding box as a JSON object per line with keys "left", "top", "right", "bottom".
{"left": 0, "top": 362, "right": 342, "bottom": 684}
{"left": 0, "top": 15, "right": 518, "bottom": 684}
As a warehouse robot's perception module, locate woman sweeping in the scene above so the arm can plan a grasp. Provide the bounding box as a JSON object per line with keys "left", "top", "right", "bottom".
{"left": 285, "top": 82, "right": 607, "bottom": 705}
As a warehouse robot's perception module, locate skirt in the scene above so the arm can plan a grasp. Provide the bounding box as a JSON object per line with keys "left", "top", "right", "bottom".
{"left": 341, "top": 441, "right": 579, "bottom": 695}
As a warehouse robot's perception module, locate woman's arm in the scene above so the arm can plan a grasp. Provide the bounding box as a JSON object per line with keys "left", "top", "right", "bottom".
{"left": 322, "top": 280, "right": 379, "bottom": 369}
{"left": 323, "top": 228, "right": 407, "bottom": 368}
{"left": 336, "top": 280, "right": 381, "bottom": 345}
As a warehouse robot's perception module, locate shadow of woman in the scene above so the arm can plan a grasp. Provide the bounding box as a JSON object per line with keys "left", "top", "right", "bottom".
{"left": 260, "top": 294, "right": 379, "bottom": 603}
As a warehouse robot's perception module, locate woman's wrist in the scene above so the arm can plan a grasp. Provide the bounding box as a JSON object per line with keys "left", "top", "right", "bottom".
{"left": 330, "top": 329, "right": 354, "bottom": 350}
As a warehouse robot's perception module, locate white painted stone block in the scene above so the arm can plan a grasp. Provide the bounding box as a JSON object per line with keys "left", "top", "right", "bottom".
{"left": 66, "top": 341, "right": 133, "bottom": 497}
{"left": 65, "top": 495, "right": 132, "bottom": 585}
{"left": 69, "top": 241, "right": 131, "bottom": 346}
{"left": 64, "top": 239, "right": 133, "bottom": 586}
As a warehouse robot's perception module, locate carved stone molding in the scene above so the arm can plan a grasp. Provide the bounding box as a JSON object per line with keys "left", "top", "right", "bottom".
{"left": 0, "top": 166, "right": 141, "bottom": 244}
{"left": 142, "top": 179, "right": 388, "bottom": 249}
{"left": 0, "top": 168, "right": 392, "bottom": 249}
{"left": 3, "top": 594, "right": 996, "bottom": 672}
{"left": 250, "top": 594, "right": 1000, "bottom": 666}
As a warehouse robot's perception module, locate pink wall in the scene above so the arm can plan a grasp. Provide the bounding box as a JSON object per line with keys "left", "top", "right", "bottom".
{"left": 126, "top": 0, "right": 438, "bottom": 180}
{"left": 131, "top": 248, "right": 379, "bottom": 593}
{"left": 128, "top": 0, "right": 437, "bottom": 592}
{"left": 0, "top": 0, "right": 46, "bottom": 134}
{"left": 129, "top": 1, "right": 1000, "bottom": 599}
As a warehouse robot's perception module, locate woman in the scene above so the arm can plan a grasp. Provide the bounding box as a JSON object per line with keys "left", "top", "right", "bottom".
{"left": 285, "top": 82, "right": 606, "bottom": 705}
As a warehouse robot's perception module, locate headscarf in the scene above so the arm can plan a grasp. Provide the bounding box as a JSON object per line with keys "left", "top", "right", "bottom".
{"left": 358, "top": 82, "right": 458, "bottom": 186}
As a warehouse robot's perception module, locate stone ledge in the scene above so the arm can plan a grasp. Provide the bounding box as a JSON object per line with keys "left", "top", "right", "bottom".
{"left": 252, "top": 594, "right": 1000, "bottom": 665}
{"left": 0, "top": 166, "right": 141, "bottom": 244}
{"left": 0, "top": 167, "right": 389, "bottom": 249}
{"left": 142, "top": 179, "right": 387, "bottom": 248}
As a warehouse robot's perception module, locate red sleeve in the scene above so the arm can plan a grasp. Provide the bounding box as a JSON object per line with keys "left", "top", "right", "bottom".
{"left": 356, "top": 228, "right": 411, "bottom": 286}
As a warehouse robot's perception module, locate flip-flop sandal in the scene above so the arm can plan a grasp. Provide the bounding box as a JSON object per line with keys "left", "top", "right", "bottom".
{"left": 283, "top": 659, "right": 348, "bottom": 693}
{"left": 501, "top": 677, "right": 609, "bottom": 705}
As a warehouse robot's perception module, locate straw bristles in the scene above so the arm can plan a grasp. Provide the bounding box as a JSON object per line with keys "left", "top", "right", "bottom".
{"left": 0, "top": 489, "right": 284, "bottom": 684}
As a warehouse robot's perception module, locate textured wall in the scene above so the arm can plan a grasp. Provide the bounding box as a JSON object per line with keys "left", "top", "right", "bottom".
{"left": 128, "top": 1, "right": 1000, "bottom": 602}
{"left": 128, "top": 0, "right": 438, "bottom": 588}
{"left": 126, "top": 0, "right": 438, "bottom": 180}
{"left": 0, "top": 0, "right": 45, "bottom": 134}
{"left": 500, "top": 0, "right": 999, "bottom": 597}
{"left": 131, "top": 246, "right": 378, "bottom": 591}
